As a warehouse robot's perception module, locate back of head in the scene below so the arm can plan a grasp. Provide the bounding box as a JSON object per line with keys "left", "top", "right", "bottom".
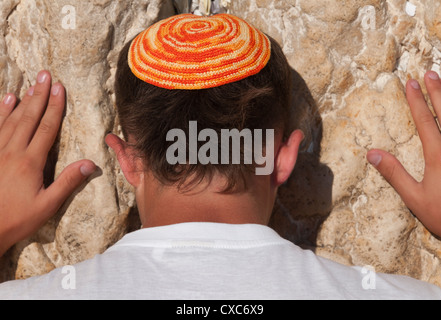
{"left": 115, "top": 14, "right": 293, "bottom": 193}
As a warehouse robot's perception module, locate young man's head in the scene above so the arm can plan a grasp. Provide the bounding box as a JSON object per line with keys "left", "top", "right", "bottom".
{"left": 107, "top": 14, "right": 304, "bottom": 226}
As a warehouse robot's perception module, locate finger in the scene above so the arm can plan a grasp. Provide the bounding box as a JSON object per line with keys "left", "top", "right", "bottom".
{"left": 0, "top": 94, "right": 17, "bottom": 129}
{"left": 367, "top": 149, "right": 420, "bottom": 205}
{"left": 8, "top": 71, "right": 52, "bottom": 149}
{"left": 406, "top": 79, "right": 441, "bottom": 167}
{"left": 39, "top": 160, "right": 97, "bottom": 216}
{"left": 27, "top": 83, "right": 65, "bottom": 168}
{"left": 0, "top": 87, "right": 34, "bottom": 149}
{"left": 424, "top": 71, "right": 441, "bottom": 119}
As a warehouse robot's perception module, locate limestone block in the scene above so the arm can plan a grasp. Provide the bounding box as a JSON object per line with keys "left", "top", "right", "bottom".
{"left": 0, "top": 0, "right": 175, "bottom": 282}
{"left": 228, "top": 0, "right": 441, "bottom": 287}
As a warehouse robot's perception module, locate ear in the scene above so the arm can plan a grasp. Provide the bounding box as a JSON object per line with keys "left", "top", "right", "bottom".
{"left": 105, "top": 134, "right": 144, "bottom": 188}
{"left": 273, "top": 130, "right": 304, "bottom": 187}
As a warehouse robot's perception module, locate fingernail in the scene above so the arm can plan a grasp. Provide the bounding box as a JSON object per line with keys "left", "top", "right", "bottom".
{"left": 410, "top": 79, "right": 420, "bottom": 90}
{"left": 2, "top": 94, "right": 13, "bottom": 105}
{"left": 51, "top": 84, "right": 61, "bottom": 96}
{"left": 367, "top": 153, "right": 382, "bottom": 167}
{"left": 37, "top": 71, "right": 48, "bottom": 84}
{"left": 27, "top": 86, "right": 35, "bottom": 96}
{"left": 428, "top": 71, "right": 439, "bottom": 80}
{"left": 80, "top": 163, "right": 97, "bottom": 177}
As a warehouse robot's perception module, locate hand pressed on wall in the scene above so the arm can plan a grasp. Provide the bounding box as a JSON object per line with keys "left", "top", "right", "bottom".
{"left": 0, "top": 70, "right": 96, "bottom": 257}
{"left": 368, "top": 71, "right": 441, "bottom": 238}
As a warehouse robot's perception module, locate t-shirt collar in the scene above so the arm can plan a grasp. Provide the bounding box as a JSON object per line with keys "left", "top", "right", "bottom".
{"left": 110, "top": 222, "right": 287, "bottom": 249}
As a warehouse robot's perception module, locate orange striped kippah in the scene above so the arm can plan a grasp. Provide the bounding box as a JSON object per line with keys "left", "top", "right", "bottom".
{"left": 128, "top": 14, "right": 271, "bottom": 90}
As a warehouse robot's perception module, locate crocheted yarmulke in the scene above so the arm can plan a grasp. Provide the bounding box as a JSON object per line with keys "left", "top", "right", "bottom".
{"left": 128, "top": 13, "right": 271, "bottom": 90}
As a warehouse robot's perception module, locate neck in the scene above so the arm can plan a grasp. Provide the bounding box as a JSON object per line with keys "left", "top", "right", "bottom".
{"left": 137, "top": 173, "right": 276, "bottom": 229}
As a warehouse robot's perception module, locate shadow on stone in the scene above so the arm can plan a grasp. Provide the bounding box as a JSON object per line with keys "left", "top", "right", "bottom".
{"left": 269, "top": 68, "right": 334, "bottom": 250}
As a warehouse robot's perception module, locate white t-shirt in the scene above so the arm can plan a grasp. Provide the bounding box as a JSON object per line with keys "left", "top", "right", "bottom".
{"left": 0, "top": 222, "right": 440, "bottom": 300}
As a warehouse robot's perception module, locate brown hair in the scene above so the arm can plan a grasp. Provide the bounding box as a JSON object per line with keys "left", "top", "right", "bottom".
{"left": 114, "top": 34, "right": 293, "bottom": 193}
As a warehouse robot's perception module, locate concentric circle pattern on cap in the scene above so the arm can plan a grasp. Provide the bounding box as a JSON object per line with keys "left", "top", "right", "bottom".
{"left": 128, "top": 14, "right": 271, "bottom": 90}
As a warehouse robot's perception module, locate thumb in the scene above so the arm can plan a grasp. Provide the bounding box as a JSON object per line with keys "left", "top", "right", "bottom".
{"left": 367, "top": 149, "right": 419, "bottom": 204}
{"left": 41, "top": 160, "right": 97, "bottom": 214}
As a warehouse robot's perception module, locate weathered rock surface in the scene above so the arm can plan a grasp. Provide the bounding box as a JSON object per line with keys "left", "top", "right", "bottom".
{"left": 0, "top": 0, "right": 175, "bottom": 282}
{"left": 230, "top": 0, "right": 441, "bottom": 287}
{"left": 1, "top": 0, "right": 441, "bottom": 289}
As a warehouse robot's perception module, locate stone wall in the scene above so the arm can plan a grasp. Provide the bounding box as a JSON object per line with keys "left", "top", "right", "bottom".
{"left": 232, "top": 0, "right": 441, "bottom": 286}
{"left": 0, "top": 0, "right": 175, "bottom": 282}
{"left": 1, "top": 0, "right": 441, "bottom": 288}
